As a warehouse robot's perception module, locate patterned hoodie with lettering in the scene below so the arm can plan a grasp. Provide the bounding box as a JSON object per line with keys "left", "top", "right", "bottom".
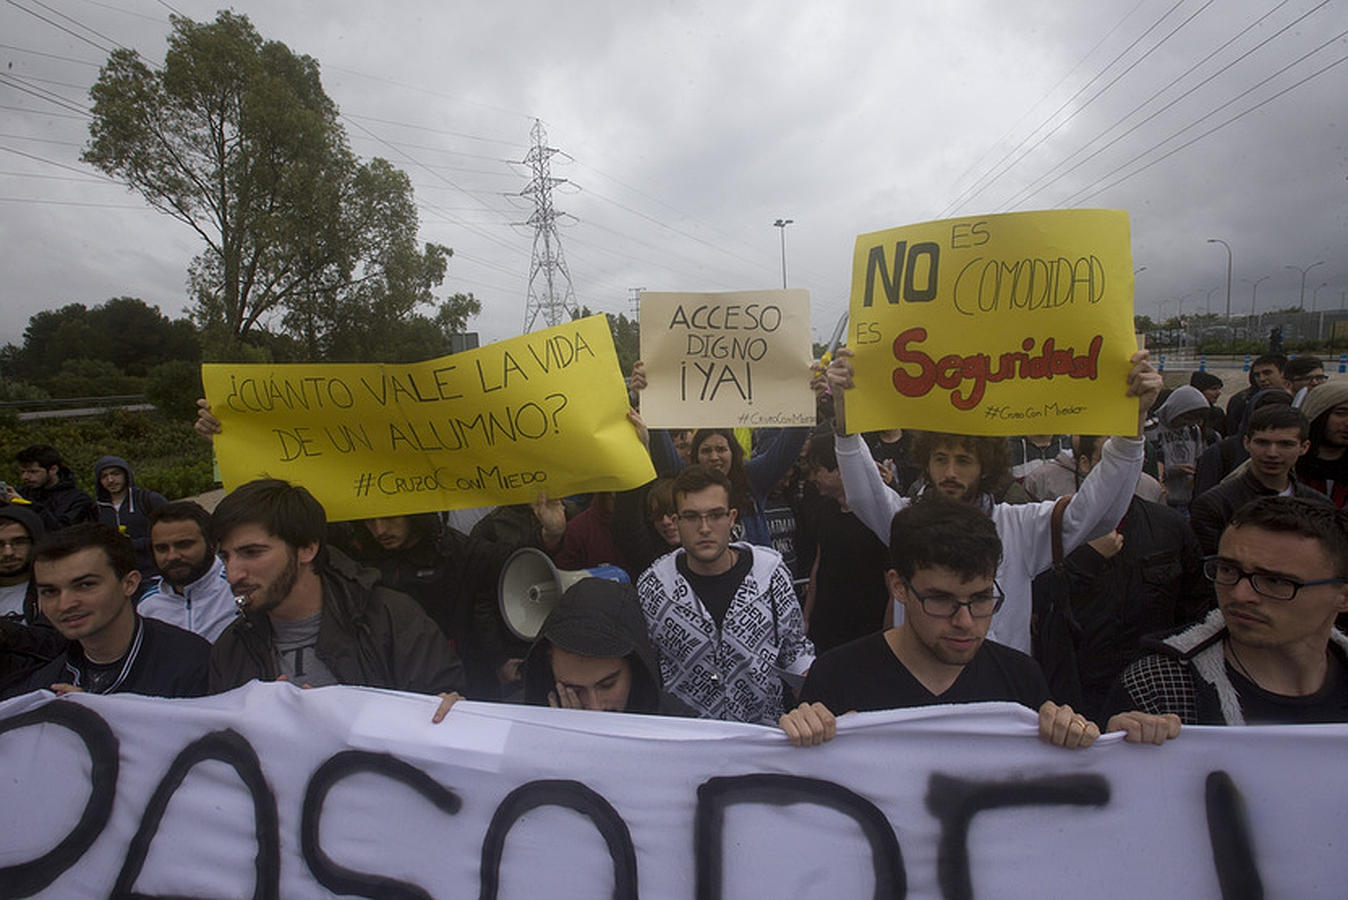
{"left": 636, "top": 542, "right": 814, "bottom": 725}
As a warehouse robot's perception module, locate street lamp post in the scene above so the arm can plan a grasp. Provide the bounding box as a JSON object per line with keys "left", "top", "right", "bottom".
{"left": 1207, "top": 239, "right": 1232, "bottom": 350}
{"left": 1286, "top": 260, "right": 1326, "bottom": 310}
{"left": 1242, "top": 275, "right": 1270, "bottom": 343}
{"left": 1204, "top": 286, "right": 1221, "bottom": 316}
{"left": 773, "top": 218, "right": 794, "bottom": 289}
{"left": 1243, "top": 275, "right": 1270, "bottom": 317}
{"left": 1312, "top": 282, "right": 1331, "bottom": 311}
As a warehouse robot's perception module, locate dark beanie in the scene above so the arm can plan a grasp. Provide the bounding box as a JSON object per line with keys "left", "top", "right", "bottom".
{"left": 1189, "top": 371, "right": 1223, "bottom": 392}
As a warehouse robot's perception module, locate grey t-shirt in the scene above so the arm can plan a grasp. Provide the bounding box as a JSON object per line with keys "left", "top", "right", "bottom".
{"left": 272, "top": 613, "right": 338, "bottom": 687}
{"left": 0, "top": 582, "right": 28, "bottom": 620}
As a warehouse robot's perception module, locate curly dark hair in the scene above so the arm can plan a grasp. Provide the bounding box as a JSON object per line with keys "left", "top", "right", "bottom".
{"left": 909, "top": 431, "right": 1011, "bottom": 496}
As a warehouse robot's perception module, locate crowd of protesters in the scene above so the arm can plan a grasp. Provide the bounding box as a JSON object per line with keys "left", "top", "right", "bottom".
{"left": 3, "top": 347, "right": 1347, "bottom": 752}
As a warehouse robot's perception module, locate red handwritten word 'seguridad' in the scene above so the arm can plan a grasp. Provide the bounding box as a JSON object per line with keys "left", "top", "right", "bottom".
{"left": 892, "top": 327, "right": 1102, "bottom": 410}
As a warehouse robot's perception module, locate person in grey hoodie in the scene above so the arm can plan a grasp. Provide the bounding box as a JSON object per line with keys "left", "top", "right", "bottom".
{"left": 94, "top": 455, "right": 166, "bottom": 581}
{"left": 1146, "top": 386, "right": 1217, "bottom": 512}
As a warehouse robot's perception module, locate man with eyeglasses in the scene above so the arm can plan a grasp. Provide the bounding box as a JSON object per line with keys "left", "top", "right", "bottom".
{"left": 636, "top": 464, "right": 815, "bottom": 725}
{"left": 799, "top": 496, "right": 1177, "bottom": 746}
{"left": 1104, "top": 496, "right": 1348, "bottom": 725}
{"left": 1284, "top": 356, "right": 1326, "bottom": 408}
{"left": 824, "top": 347, "right": 1162, "bottom": 656}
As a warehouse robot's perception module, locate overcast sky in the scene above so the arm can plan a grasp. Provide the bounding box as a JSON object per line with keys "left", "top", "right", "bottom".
{"left": 3, "top": 0, "right": 1346, "bottom": 352}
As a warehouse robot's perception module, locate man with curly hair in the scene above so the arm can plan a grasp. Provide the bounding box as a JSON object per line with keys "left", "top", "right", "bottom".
{"left": 824, "top": 348, "right": 1161, "bottom": 655}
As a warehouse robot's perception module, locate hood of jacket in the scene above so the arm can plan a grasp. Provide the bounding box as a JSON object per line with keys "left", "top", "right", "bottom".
{"left": 0, "top": 504, "right": 45, "bottom": 543}
{"left": 93, "top": 455, "right": 136, "bottom": 502}
{"left": 1236, "top": 388, "right": 1293, "bottom": 438}
{"left": 522, "top": 577, "right": 663, "bottom": 712}
{"left": 1154, "top": 385, "right": 1210, "bottom": 428}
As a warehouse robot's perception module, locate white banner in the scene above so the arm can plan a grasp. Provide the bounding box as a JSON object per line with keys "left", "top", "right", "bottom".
{"left": 0, "top": 684, "right": 1342, "bottom": 898}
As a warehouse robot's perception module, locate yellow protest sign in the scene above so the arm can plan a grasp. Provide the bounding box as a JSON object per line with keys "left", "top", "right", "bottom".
{"left": 639, "top": 289, "right": 814, "bottom": 428}
{"left": 845, "top": 209, "right": 1137, "bottom": 436}
{"left": 202, "top": 315, "right": 654, "bottom": 521}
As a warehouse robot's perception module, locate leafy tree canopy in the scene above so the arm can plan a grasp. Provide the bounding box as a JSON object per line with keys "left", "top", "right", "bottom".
{"left": 2, "top": 297, "right": 197, "bottom": 382}
{"left": 83, "top": 12, "right": 472, "bottom": 361}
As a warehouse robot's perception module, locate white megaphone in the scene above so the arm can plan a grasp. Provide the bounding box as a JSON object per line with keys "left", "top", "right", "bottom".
{"left": 497, "top": 548, "right": 631, "bottom": 641}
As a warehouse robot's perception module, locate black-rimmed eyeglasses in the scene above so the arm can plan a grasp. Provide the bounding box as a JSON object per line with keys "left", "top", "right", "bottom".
{"left": 1203, "top": 556, "right": 1347, "bottom": 601}
{"left": 903, "top": 577, "right": 1004, "bottom": 619}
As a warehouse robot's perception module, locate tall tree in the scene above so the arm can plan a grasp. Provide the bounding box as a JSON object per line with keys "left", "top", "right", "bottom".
{"left": 83, "top": 12, "right": 462, "bottom": 359}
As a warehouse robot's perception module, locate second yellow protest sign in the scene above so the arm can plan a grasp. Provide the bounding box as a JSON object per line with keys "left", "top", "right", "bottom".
{"left": 639, "top": 289, "right": 814, "bottom": 429}
{"left": 202, "top": 315, "right": 654, "bottom": 521}
{"left": 845, "top": 209, "right": 1138, "bottom": 436}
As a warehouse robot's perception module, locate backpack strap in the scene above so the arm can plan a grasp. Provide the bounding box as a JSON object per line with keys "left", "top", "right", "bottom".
{"left": 1051, "top": 494, "right": 1073, "bottom": 567}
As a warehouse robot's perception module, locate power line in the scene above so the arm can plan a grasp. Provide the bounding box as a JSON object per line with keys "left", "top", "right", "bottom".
{"left": 940, "top": 0, "right": 1147, "bottom": 213}
{"left": 0, "top": 41, "right": 103, "bottom": 67}
{"left": 0, "top": 143, "right": 104, "bottom": 176}
{"left": 325, "top": 64, "right": 536, "bottom": 124}
{"left": 342, "top": 115, "right": 522, "bottom": 255}
{"left": 341, "top": 111, "right": 522, "bottom": 147}
{"left": 0, "top": 195, "right": 149, "bottom": 209}
{"left": 0, "top": 168, "right": 107, "bottom": 183}
{"left": 939, "top": 0, "right": 1193, "bottom": 218}
{"left": 72, "top": 0, "right": 165, "bottom": 24}
{"left": 1065, "top": 40, "right": 1348, "bottom": 205}
{"left": 1003, "top": 0, "right": 1318, "bottom": 211}
{"left": 5, "top": 0, "right": 117, "bottom": 55}
{"left": 0, "top": 131, "right": 85, "bottom": 148}
{"left": 0, "top": 72, "right": 91, "bottom": 117}
{"left": 0, "top": 101, "right": 88, "bottom": 121}
{"left": 24, "top": 0, "right": 134, "bottom": 54}
{"left": 979, "top": 0, "right": 1217, "bottom": 212}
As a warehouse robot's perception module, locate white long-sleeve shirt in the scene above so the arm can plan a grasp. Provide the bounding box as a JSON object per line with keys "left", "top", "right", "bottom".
{"left": 835, "top": 432, "right": 1144, "bottom": 653}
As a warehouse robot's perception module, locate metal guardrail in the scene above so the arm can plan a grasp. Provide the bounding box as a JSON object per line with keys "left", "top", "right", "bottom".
{"left": 0, "top": 394, "right": 146, "bottom": 412}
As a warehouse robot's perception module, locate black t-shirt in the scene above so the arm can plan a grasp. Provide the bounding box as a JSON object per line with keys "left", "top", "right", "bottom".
{"left": 806, "top": 502, "right": 890, "bottom": 655}
{"left": 677, "top": 548, "right": 753, "bottom": 629}
{"left": 1229, "top": 655, "right": 1348, "bottom": 724}
{"left": 801, "top": 631, "right": 1050, "bottom": 713}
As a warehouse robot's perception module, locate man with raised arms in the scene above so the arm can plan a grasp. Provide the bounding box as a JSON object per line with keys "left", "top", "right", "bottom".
{"left": 824, "top": 347, "right": 1159, "bottom": 654}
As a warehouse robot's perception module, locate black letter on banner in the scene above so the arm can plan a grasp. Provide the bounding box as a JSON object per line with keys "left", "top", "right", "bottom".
{"left": 926, "top": 773, "right": 1108, "bottom": 900}
{"left": 696, "top": 774, "right": 905, "bottom": 900}
{"left": 480, "top": 779, "right": 637, "bottom": 900}
{"left": 1205, "top": 771, "right": 1263, "bottom": 900}
{"left": 302, "top": 750, "right": 461, "bottom": 900}
{"left": 0, "top": 702, "right": 118, "bottom": 899}
{"left": 112, "top": 728, "right": 278, "bottom": 900}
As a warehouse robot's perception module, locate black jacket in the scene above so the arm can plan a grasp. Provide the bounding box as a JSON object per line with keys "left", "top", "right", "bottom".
{"left": 94, "top": 455, "right": 167, "bottom": 576}
{"left": 1188, "top": 468, "right": 1330, "bottom": 556}
{"left": 5, "top": 614, "right": 209, "bottom": 699}
{"left": 0, "top": 505, "right": 65, "bottom": 692}
{"left": 18, "top": 466, "right": 96, "bottom": 531}
{"left": 522, "top": 577, "right": 691, "bottom": 716}
{"left": 1040, "top": 496, "right": 1210, "bottom": 721}
{"left": 208, "top": 549, "right": 466, "bottom": 696}
{"left": 1102, "top": 609, "right": 1348, "bottom": 725}
{"left": 339, "top": 514, "right": 503, "bottom": 697}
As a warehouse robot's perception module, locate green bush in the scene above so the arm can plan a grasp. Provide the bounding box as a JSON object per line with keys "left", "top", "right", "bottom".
{"left": 44, "top": 359, "right": 145, "bottom": 397}
{"left": 0, "top": 408, "right": 215, "bottom": 501}
{"left": 0, "top": 377, "right": 50, "bottom": 403}
{"left": 145, "top": 359, "right": 204, "bottom": 421}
